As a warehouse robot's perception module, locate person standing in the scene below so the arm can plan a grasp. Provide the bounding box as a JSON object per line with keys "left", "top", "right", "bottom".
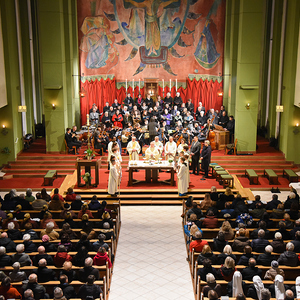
{"left": 201, "top": 140, "right": 212, "bottom": 180}
{"left": 190, "top": 136, "right": 201, "bottom": 175}
{"left": 165, "top": 136, "right": 177, "bottom": 162}
{"left": 108, "top": 158, "right": 119, "bottom": 196}
{"left": 148, "top": 117, "right": 158, "bottom": 142}
{"left": 177, "top": 157, "right": 188, "bottom": 196}
{"left": 127, "top": 135, "right": 141, "bottom": 161}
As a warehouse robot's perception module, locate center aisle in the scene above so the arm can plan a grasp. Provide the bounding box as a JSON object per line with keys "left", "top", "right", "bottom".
{"left": 109, "top": 205, "right": 195, "bottom": 300}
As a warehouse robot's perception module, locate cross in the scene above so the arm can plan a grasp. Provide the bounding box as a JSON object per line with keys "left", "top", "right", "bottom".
{"left": 148, "top": 83, "right": 156, "bottom": 95}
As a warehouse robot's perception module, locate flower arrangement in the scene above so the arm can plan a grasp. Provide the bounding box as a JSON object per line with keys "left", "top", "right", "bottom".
{"left": 85, "top": 148, "right": 95, "bottom": 160}
{"left": 82, "top": 172, "right": 93, "bottom": 187}
{"left": 168, "top": 159, "right": 174, "bottom": 164}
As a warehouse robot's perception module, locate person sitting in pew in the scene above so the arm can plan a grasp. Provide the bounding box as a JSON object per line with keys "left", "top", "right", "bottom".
{"left": 217, "top": 245, "right": 236, "bottom": 265}
{"left": 0, "top": 246, "right": 12, "bottom": 267}
{"left": 269, "top": 274, "right": 290, "bottom": 299}
{"left": 53, "top": 287, "right": 67, "bottom": 300}
{"left": 285, "top": 289, "right": 295, "bottom": 300}
{"left": 22, "top": 273, "right": 48, "bottom": 300}
{"left": 276, "top": 221, "right": 292, "bottom": 241}
{"left": 93, "top": 233, "right": 109, "bottom": 252}
{"left": 60, "top": 261, "right": 76, "bottom": 283}
{"left": 32, "top": 246, "right": 54, "bottom": 267}
{"left": 288, "top": 203, "right": 299, "bottom": 222}
{"left": 77, "top": 275, "right": 103, "bottom": 300}
{"left": 251, "top": 229, "right": 270, "bottom": 253}
{"left": 75, "top": 234, "right": 93, "bottom": 252}
{"left": 99, "top": 222, "right": 115, "bottom": 241}
{"left": 40, "top": 212, "right": 59, "bottom": 229}
{"left": 201, "top": 210, "right": 218, "bottom": 229}
{"left": 202, "top": 273, "right": 222, "bottom": 298}
{"left": 197, "top": 258, "right": 219, "bottom": 281}
{"left": 187, "top": 201, "right": 203, "bottom": 219}
{"left": 62, "top": 212, "right": 77, "bottom": 229}
{"left": 213, "top": 231, "right": 228, "bottom": 252}
{"left": 88, "top": 195, "right": 102, "bottom": 210}
{"left": 232, "top": 228, "right": 250, "bottom": 252}
{"left": 257, "top": 245, "right": 275, "bottom": 266}
{"left": 39, "top": 234, "right": 57, "bottom": 252}
{"left": 23, "top": 222, "right": 39, "bottom": 240}
{"left": 291, "top": 230, "right": 300, "bottom": 253}
{"left": 12, "top": 244, "right": 32, "bottom": 267}
{"left": 40, "top": 221, "right": 59, "bottom": 241}
{"left": 189, "top": 230, "right": 208, "bottom": 252}
{"left": 0, "top": 277, "right": 22, "bottom": 299}
{"left": 217, "top": 256, "right": 236, "bottom": 282}
{"left": 78, "top": 257, "right": 100, "bottom": 283}
{"left": 9, "top": 261, "right": 27, "bottom": 282}
{"left": 219, "top": 220, "right": 235, "bottom": 240}
{"left": 59, "top": 223, "right": 78, "bottom": 240}
{"left": 277, "top": 242, "right": 299, "bottom": 267}
{"left": 58, "top": 233, "right": 73, "bottom": 252}
{"left": 23, "top": 289, "right": 35, "bottom": 300}
{"left": 237, "top": 245, "right": 256, "bottom": 266}
{"left": 220, "top": 202, "right": 235, "bottom": 218}
{"left": 21, "top": 213, "right": 39, "bottom": 230}
{"left": 33, "top": 258, "right": 57, "bottom": 282}
{"left": 264, "top": 260, "right": 285, "bottom": 281}
{"left": 197, "top": 245, "right": 218, "bottom": 265}
{"left": 0, "top": 232, "right": 16, "bottom": 252}
{"left": 78, "top": 203, "right": 94, "bottom": 220}
{"left": 270, "top": 232, "right": 286, "bottom": 253}
{"left": 282, "top": 213, "right": 294, "bottom": 229}
{"left": 54, "top": 245, "right": 72, "bottom": 268}
{"left": 23, "top": 233, "right": 37, "bottom": 253}
{"left": 241, "top": 258, "right": 262, "bottom": 280}
{"left": 58, "top": 274, "right": 77, "bottom": 300}
{"left": 250, "top": 202, "right": 266, "bottom": 219}
{"left": 265, "top": 194, "right": 282, "bottom": 210}
{"left": 80, "top": 214, "right": 96, "bottom": 240}
{"left": 7, "top": 221, "right": 23, "bottom": 240}
{"left": 251, "top": 221, "right": 271, "bottom": 240}
{"left": 218, "top": 188, "right": 235, "bottom": 210}
{"left": 49, "top": 194, "right": 64, "bottom": 211}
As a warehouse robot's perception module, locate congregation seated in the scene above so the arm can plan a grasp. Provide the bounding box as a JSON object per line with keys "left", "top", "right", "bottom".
{"left": 9, "top": 262, "right": 27, "bottom": 282}
{"left": 232, "top": 228, "right": 250, "bottom": 252}
{"left": 256, "top": 245, "right": 275, "bottom": 266}
{"left": 217, "top": 256, "right": 236, "bottom": 282}
{"left": 77, "top": 274, "right": 103, "bottom": 300}
{"left": 270, "top": 232, "right": 286, "bottom": 253}
{"left": 237, "top": 246, "right": 255, "bottom": 266}
{"left": 197, "top": 245, "right": 218, "bottom": 265}
{"left": 33, "top": 258, "right": 56, "bottom": 282}
{"left": 32, "top": 246, "right": 54, "bottom": 266}
{"left": 264, "top": 260, "right": 285, "bottom": 280}
{"left": 217, "top": 245, "right": 236, "bottom": 265}
{"left": 0, "top": 246, "right": 13, "bottom": 267}
{"left": 197, "top": 258, "right": 219, "bottom": 281}
{"left": 202, "top": 273, "right": 222, "bottom": 298}
{"left": 251, "top": 229, "right": 270, "bottom": 253}
{"left": 12, "top": 244, "right": 32, "bottom": 266}
{"left": 277, "top": 242, "right": 299, "bottom": 267}
{"left": 241, "top": 258, "right": 262, "bottom": 280}
{"left": 213, "top": 231, "right": 228, "bottom": 252}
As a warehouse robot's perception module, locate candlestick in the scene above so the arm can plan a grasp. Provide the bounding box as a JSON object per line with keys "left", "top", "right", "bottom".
{"left": 162, "top": 79, "right": 164, "bottom": 90}
{"left": 86, "top": 114, "right": 89, "bottom": 126}
{"left": 170, "top": 79, "right": 171, "bottom": 91}
{"left": 176, "top": 79, "right": 178, "bottom": 91}
{"left": 126, "top": 79, "right": 127, "bottom": 91}
{"left": 139, "top": 79, "right": 140, "bottom": 91}
{"left": 132, "top": 79, "right": 134, "bottom": 92}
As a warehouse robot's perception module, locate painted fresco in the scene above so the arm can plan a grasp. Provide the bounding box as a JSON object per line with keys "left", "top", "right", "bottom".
{"left": 77, "top": 0, "right": 225, "bottom": 81}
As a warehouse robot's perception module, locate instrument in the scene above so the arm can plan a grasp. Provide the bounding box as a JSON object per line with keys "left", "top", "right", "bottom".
{"left": 207, "top": 116, "right": 216, "bottom": 150}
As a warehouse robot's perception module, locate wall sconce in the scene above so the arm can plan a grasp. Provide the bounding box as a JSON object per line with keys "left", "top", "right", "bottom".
{"left": 276, "top": 105, "right": 284, "bottom": 112}
{"left": 52, "top": 103, "right": 56, "bottom": 110}
{"left": 245, "top": 103, "right": 250, "bottom": 110}
{"left": 2, "top": 125, "right": 8, "bottom": 135}
{"left": 293, "top": 123, "right": 299, "bottom": 134}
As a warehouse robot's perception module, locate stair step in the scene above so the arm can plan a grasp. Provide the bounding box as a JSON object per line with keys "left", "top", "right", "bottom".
{"left": 17, "top": 155, "right": 77, "bottom": 160}
{"left": 8, "top": 173, "right": 69, "bottom": 178}
{"left": 3, "top": 168, "right": 74, "bottom": 174}
{"left": 7, "top": 164, "right": 76, "bottom": 169}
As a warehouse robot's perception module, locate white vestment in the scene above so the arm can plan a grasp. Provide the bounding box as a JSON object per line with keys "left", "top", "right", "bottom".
{"left": 145, "top": 147, "right": 160, "bottom": 161}
{"left": 127, "top": 141, "right": 141, "bottom": 160}
{"left": 108, "top": 165, "right": 118, "bottom": 195}
{"left": 165, "top": 141, "right": 177, "bottom": 161}
{"left": 177, "top": 163, "right": 188, "bottom": 195}
{"left": 107, "top": 141, "right": 114, "bottom": 163}
{"left": 154, "top": 141, "right": 163, "bottom": 156}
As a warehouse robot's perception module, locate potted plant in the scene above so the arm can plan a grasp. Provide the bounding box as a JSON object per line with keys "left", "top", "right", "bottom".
{"left": 85, "top": 148, "right": 95, "bottom": 160}
{"left": 82, "top": 172, "right": 93, "bottom": 187}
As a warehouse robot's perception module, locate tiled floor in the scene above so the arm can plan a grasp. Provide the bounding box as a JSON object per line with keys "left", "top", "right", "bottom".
{"left": 109, "top": 205, "right": 195, "bottom": 300}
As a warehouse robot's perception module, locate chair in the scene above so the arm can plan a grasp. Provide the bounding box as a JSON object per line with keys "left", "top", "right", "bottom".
{"left": 225, "top": 138, "right": 237, "bottom": 155}
{"left": 64, "top": 139, "right": 76, "bottom": 154}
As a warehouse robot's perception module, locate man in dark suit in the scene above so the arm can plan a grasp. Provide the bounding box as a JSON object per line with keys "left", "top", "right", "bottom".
{"left": 78, "top": 257, "right": 100, "bottom": 283}
{"left": 33, "top": 258, "right": 56, "bottom": 282}
{"left": 65, "top": 128, "right": 80, "bottom": 154}
{"left": 190, "top": 136, "right": 201, "bottom": 175}
{"left": 148, "top": 117, "right": 158, "bottom": 142}
{"left": 200, "top": 140, "right": 212, "bottom": 180}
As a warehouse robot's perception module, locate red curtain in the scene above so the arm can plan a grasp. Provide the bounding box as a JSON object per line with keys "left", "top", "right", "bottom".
{"left": 186, "top": 78, "right": 223, "bottom": 111}
{"left": 80, "top": 77, "right": 223, "bottom": 125}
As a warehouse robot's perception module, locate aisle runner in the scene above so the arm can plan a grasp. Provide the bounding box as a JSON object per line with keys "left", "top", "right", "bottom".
{"left": 109, "top": 206, "right": 194, "bottom": 300}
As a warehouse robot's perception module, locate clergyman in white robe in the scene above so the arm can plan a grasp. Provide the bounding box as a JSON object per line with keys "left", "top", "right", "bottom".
{"left": 165, "top": 137, "right": 177, "bottom": 161}
{"left": 127, "top": 137, "right": 141, "bottom": 161}
{"left": 177, "top": 161, "right": 188, "bottom": 196}
{"left": 145, "top": 143, "right": 160, "bottom": 161}
{"left": 108, "top": 163, "right": 118, "bottom": 195}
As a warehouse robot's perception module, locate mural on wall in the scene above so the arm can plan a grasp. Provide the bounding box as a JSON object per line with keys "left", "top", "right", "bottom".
{"left": 77, "top": 0, "right": 225, "bottom": 80}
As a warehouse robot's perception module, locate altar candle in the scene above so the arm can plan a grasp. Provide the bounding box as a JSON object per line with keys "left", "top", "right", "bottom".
{"left": 132, "top": 79, "right": 134, "bottom": 91}
{"left": 162, "top": 79, "right": 164, "bottom": 90}
{"left": 170, "top": 79, "right": 171, "bottom": 90}
{"left": 139, "top": 79, "right": 140, "bottom": 90}
{"left": 86, "top": 114, "right": 89, "bottom": 126}
{"left": 176, "top": 79, "right": 178, "bottom": 91}
{"left": 126, "top": 79, "right": 127, "bottom": 91}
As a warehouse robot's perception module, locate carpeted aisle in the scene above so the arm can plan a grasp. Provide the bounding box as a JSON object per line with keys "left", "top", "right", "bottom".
{"left": 109, "top": 206, "right": 194, "bottom": 300}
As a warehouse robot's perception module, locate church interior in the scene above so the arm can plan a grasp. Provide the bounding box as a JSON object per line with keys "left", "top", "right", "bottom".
{"left": 0, "top": 0, "right": 300, "bottom": 299}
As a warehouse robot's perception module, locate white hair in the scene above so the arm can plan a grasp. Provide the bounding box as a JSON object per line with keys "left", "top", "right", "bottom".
{"left": 0, "top": 246, "right": 6, "bottom": 255}
{"left": 286, "top": 242, "right": 294, "bottom": 251}
{"left": 223, "top": 245, "right": 232, "bottom": 255}
{"left": 12, "top": 262, "right": 20, "bottom": 269}
{"left": 16, "top": 244, "right": 25, "bottom": 253}
{"left": 7, "top": 222, "right": 15, "bottom": 230}
{"left": 265, "top": 245, "right": 273, "bottom": 253}
{"left": 85, "top": 257, "right": 93, "bottom": 267}
{"left": 23, "top": 234, "right": 31, "bottom": 242}
{"left": 274, "top": 232, "right": 282, "bottom": 240}
{"left": 46, "top": 222, "right": 54, "bottom": 230}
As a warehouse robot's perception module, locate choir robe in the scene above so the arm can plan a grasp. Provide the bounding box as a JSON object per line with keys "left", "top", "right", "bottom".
{"left": 177, "top": 163, "right": 188, "bottom": 195}
{"left": 165, "top": 141, "right": 177, "bottom": 161}
{"left": 145, "top": 147, "right": 160, "bottom": 161}
{"left": 127, "top": 141, "right": 141, "bottom": 160}
{"left": 108, "top": 165, "right": 118, "bottom": 195}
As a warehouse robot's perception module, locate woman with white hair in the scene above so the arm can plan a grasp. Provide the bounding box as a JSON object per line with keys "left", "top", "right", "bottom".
{"left": 270, "top": 232, "right": 286, "bottom": 253}
{"left": 202, "top": 273, "right": 222, "bottom": 298}
{"left": 257, "top": 245, "right": 275, "bottom": 266}
{"left": 277, "top": 242, "right": 299, "bottom": 267}
{"left": 8, "top": 262, "right": 27, "bottom": 282}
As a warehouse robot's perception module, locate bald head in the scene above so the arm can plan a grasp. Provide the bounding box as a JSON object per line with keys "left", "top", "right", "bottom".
{"left": 38, "top": 246, "right": 45, "bottom": 254}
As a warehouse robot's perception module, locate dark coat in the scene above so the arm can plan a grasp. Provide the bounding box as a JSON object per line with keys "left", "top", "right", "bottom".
{"left": 7, "top": 229, "right": 23, "bottom": 240}
{"left": 237, "top": 253, "right": 256, "bottom": 266}
{"left": 58, "top": 283, "right": 77, "bottom": 299}
{"left": 77, "top": 284, "right": 102, "bottom": 300}
{"left": 270, "top": 239, "right": 286, "bottom": 253}
{"left": 291, "top": 239, "right": 300, "bottom": 253}
{"left": 241, "top": 266, "right": 262, "bottom": 280}
{"left": 201, "top": 145, "right": 211, "bottom": 169}
{"left": 251, "top": 238, "right": 270, "bottom": 253}
{"left": 197, "top": 252, "right": 218, "bottom": 265}
{"left": 33, "top": 266, "right": 57, "bottom": 282}
{"left": 24, "top": 241, "right": 37, "bottom": 253}
{"left": 0, "top": 254, "right": 13, "bottom": 267}
{"left": 265, "top": 199, "right": 282, "bottom": 210}
{"left": 213, "top": 238, "right": 228, "bottom": 252}
{"left": 232, "top": 236, "right": 250, "bottom": 252}
{"left": 22, "top": 282, "right": 46, "bottom": 300}
{"left": 32, "top": 254, "right": 54, "bottom": 266}
{"left": 217, "top": 253, "right": 236, "bottom": 265}
{"left": 277, "top": 251, "right": 299, "bottom": 267}
{"left": 257, "top": 252, "right": 275, "bottom": 266}
{"left": 197, "top": 266, "right": 219, "bottom": 281}
{"left": 0, "top": 238, "right": 16, "bottom": 253}
{"left": 78, "top": 266, "right": 100, "bottom": 283}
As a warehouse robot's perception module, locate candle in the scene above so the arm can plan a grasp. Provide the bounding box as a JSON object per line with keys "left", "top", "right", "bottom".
{"left": 132, "top": 79, "right": 134, "bottom": 91}
{"left": 170, "top": 79, "right": 171, "bottom": 90}
{"left": 139, "top": 79, "right": 140, "bottom": 90}
{"left": 126, "top": 79, "right": 127, "bottom": 91}
{"left": 162, "top": 79, "right": 164, "bottom": 90}
{"left": 176, "top": 79, "right": 178, "bottom": 91}
{"left": 86, "top": 114, "right": 89, "bottom": 126}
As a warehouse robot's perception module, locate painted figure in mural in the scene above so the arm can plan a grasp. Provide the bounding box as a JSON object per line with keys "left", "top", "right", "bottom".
{"left": 125, "top": 0, "right": 179, "bottom": 57}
